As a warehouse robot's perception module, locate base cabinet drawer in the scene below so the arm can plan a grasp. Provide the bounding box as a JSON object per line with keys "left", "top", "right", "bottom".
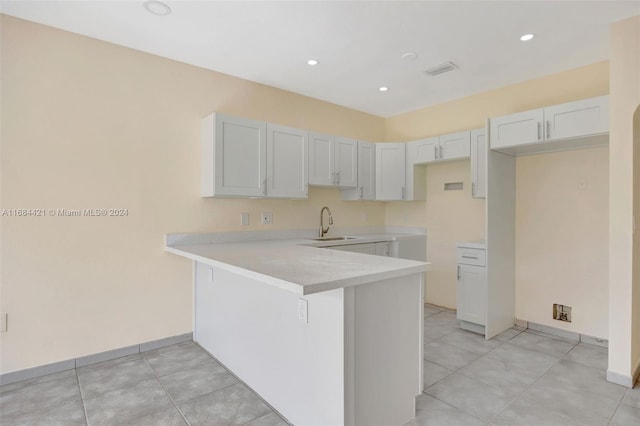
{"left": 456, "top": 247, "right": 486, "bottom": 266}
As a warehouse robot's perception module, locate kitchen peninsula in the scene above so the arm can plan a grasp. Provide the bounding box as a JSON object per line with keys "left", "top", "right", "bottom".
{"left": 166, "top": 231, "right": 429, "bottom": 426}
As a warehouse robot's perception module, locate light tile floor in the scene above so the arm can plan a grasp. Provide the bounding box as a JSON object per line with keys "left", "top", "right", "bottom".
{"left": 412, "top": 305, "right": 640, "bottom": 426}
{"left": 1, "top": 304, "right": 638, "bottom": 425}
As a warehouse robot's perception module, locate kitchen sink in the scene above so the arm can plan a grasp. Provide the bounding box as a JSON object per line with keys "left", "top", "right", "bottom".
{"left": 312, "top": 236, "right": 357, "bottom": 241}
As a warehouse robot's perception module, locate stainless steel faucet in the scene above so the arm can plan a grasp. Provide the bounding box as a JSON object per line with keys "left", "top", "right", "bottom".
{"left": 319, "top": 206, "right": 333, "bottom": 237}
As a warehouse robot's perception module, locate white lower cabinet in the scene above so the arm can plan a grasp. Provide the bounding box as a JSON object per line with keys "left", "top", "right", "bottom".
{"left": 456, "top": 244, "right": 486, "bottom": 333}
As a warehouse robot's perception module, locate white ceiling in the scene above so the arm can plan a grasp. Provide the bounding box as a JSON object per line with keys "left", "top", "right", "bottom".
{"left": 2, "top": 1, "right": 639, "bottom": 117}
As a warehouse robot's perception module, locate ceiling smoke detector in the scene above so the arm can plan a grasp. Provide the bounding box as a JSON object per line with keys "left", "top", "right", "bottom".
{"left": 424, "top": 61, "right": 459, "bottom": 77}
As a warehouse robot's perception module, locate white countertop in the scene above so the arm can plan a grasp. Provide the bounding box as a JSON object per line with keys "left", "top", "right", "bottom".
{"left": 166, "top": 232, "right": 429, "bottom": 295}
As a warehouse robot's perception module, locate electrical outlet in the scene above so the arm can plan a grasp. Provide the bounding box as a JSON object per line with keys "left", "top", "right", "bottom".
{"left": 261, "top": 212, "right": 273, "bottom": 225}
{"left": 298, "top": 299, "right": 308, "bottom": 323}
{"left": 553, "top": 304, "right": 572, "bottom": 322}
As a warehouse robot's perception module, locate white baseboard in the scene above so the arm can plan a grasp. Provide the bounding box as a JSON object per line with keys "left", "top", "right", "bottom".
{"left": 607, "top": 369, "right": 635, "bottom": 388}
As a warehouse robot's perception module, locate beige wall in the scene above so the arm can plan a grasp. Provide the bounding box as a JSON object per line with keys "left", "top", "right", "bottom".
{"left": 0, "top": 13, "right": 624, "bottom": 375}
{"left": 516, "top": 148, "right": 609, "bottom": 337}
{"left": 0, "top": 16, "right": 386, "bottom": 374}
{"left": 385, "top": 62, "right": 609, "bottom": 339}
{"left": 609, "top": 15, "right": 640, "bottom": 382}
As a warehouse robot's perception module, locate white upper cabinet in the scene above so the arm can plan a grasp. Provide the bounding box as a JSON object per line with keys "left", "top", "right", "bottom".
{"left": 405, "top": 131, "right": 470, "bottom": 201}
{"left": 544, "top": 95, "right": 609, "bottom": 141}
{"left": 266, "top": 124, "right": 308, "bottom": 199}
{"left": 440, "top": 131, "right": 471, "bottom": 160}
{"left": 470, "top": 128, "right": 486, "bottom": 199}
{"left": 202, "top": 113, "right": 267, "bottom": 197}
{"left": 202, "top": 113, "right": 308, "bottom": 199}
{"left": 489, "top": 95, "right": 609, "bottom": 155}
{"left": 359, "top": 142, "right": 376, "bottom": 200}
{"left": 308, "top": 133, "right": 357, "bottom": 188}
{"left": 489, "top": 109, "right": 544, "bottom": 150}
{"left": 407, "top": 132, "right": 470, "bottom": 165}
{"left": 341, "top": 141, "right": 375, "bottom": 200}
{"left": 376, "top": 143, "right": 406, "bottom": 201}
{"left": 334, "top": 137, "right": 358, "bottom": 188}
{"left": 407, "top": 137, "right": 438, "bottom": 164}
{"left": 308, "top": 132, "right": 334, "bottom": 186}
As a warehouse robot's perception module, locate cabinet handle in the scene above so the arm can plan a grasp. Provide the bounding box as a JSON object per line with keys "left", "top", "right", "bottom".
{"left": 401, "top": 187, "right": 405, "bottom": 200}
{"left": 462, "top": 255, "right": 479, "bottom": 259}
{"left": 439, "top": 145, "right": 443, "bottom": 159}
{"left": 262, "top": 179, "right": 267, "bottom": 195}
{"left": 457, "top": 265, "right": 461, "bottom": 280}
{"left": 360, "top": 186, "right": 363, "bottom": 199}
{"left": 537, "top": 122, "right": 542, "bottom": 140}
{"left": 305, "top": 184, "right": 308, "bottom": 195}
{"left": 336, "top": 171, "right": 340, "bottom": 185}
{"left": 472, "top": 182, "right": 476, "bottom": 196}
{"left": 434, "top": 145, "right": 438, "bottom": 159}
{"left": 546, "top": 120, "right": 551, "bottom": 139}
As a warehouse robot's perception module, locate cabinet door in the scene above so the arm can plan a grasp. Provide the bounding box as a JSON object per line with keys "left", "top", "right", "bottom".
{"left": 308, "top": 132, "right": 334, "bottom": 186}
{"left": 375, "top": 143, "right": 406, "bottom": 201}
{"left": 489, "top": 109, "right": 543, "bottom": 150}
{"left": 544, "top": 95, "right": 609, "bottom": 141}
{"left": 202, "top": 113, "right": 267, "bottom": 197}
{"left": 456, "top": 264, "right": 487, "bottom": 326}
{"left": 407, "top": 137, "right": 438, "bottom": 164}
{"left": 470, "top": 128, "right": 486, "bottom": 199}
{"left": 375, "top": 242, "right": 390, "bottom": 257}
{"left": 440, "top": 131, "right": 470, "bottom": 160}
{"left": 359, "top": 141, "right": 376, "bottom": 200}
{"left": 194, "top": 262, "right": 216, "bottom": 349}
{"left": 266, "top": 124, "right": 308, "bottom": 198}
{"left": 334, "top": 137, "right": 358, "bottom": 188}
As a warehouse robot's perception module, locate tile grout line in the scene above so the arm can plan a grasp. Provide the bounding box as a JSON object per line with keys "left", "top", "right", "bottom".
{"left": 422, "top": 324, "right": 516, "bottom": 423}
{"left": 140, "top": 355, "right": 192, "bottom": 426}
{"left": 191, "top": 342, "right": 292, "bottom": 425}
{"left": 74, "top": 368, "right": 90, "bottom": 426}
{"left": 486, "top": 338, "right": 578, "bottom": 423}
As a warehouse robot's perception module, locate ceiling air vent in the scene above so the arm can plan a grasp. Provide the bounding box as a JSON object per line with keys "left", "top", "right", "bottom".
{"left": 424, "top": 61, "right": 458, "bottom": 77}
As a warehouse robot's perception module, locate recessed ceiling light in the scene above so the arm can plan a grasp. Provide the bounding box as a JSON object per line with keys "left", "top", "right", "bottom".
{"left": 401, "top": 52, "right": 418, "bottom": 61}
{"left": 520, "top": 33, "right": 534, "bottom": 41}
{"left": 379, "top": 86, "right": 389, "bottom": 92}
{"left": 144, "top": 1, "right": 171, "bottom": 16}
{"left": 307, "top": 59, "right": 319, "bottom": 66}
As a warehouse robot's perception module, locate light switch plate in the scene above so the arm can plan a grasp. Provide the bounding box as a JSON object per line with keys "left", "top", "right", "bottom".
{"left": 240, "top": 212, "right": 249, "bottom": 226}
